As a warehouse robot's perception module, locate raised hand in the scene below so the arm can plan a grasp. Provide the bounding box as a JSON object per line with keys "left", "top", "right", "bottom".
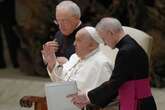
{"left": 43, "top": 40, "right": 59, "bottom": 53}
{"left": 41, "top": 41, "right": 57, "bottom": 71}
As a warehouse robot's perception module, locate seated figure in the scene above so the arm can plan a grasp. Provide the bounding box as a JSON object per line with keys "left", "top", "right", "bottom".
{"left": 20, "top": 26, "right": 113, "bottom": 110}
{"left": 42, "top": 26, "right": 113, "bottom": 93}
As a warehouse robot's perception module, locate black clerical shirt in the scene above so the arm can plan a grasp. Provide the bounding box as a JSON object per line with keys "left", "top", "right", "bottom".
{"left": 54, "top": 24, "right": 85, "bottom": 59}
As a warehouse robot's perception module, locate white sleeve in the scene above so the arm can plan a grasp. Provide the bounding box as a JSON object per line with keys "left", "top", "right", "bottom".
{"left": 47, "top": 62, "right": 64, "bottom": 82}
{"left": 47, "top": 54, "right": 80, "bottom": 82}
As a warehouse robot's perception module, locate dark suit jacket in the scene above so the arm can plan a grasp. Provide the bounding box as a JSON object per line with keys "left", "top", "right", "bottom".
{"left": 88, "top": 35, "right": 157, "bottom": 110}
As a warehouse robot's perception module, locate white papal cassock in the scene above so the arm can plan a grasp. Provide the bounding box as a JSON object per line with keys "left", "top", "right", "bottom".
{"left": 47, "top": 47, "right": 113, "bottom": 93}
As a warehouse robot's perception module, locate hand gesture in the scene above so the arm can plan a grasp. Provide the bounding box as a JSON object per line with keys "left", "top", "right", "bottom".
{"left": 41, "top": 41, "right": 57, "bottom": 70}
{"left": 67, "top": 92, "right": 90, "bottom": 109}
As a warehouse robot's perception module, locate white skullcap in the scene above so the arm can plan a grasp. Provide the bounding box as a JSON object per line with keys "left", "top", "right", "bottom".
{"left": 84, "top": 26, "right": 104, "bottom": 44}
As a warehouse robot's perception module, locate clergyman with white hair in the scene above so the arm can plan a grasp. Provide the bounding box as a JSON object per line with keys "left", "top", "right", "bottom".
{"left": 43, "top": 0, "right": 85, "bottom": 60}
{"left": 42, "top": 26, "right": 113, "bottom": 95}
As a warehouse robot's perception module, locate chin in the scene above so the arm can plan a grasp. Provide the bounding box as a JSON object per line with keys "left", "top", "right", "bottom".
{"left": 60, "top": 29, "right": 68, "bottom": 35}
{"left": 76, "top": 52, "right": 81, "bottom": 57}
{"left": 76, "top": 52, "right": 79, "bottom": 56}
{"left": 62, "top": 32, "right": 69, "bottom": 36}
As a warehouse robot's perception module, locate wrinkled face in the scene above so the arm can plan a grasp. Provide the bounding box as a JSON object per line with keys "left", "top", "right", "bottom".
{"left": 74, "top": 30, "right": 91, "bottom": 58}
{"left": 96, "top": 29, "right": 116, "bottom": 49}
{"left": 55, "top": 8, "right": 79, "bottom": 36}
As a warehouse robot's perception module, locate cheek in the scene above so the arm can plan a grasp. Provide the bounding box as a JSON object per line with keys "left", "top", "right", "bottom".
{"left": 58, "top": 25, "right": 65, "bottom": 31}
{"left": 77, "top": 44, "right": 82, "bottom": 49}
{"left": 75, "top": 42, "right": 80, "bottom": 49}
{"left": 68, "top": 23, "right": 74, "bottom": 30}
{"left": 60, "top": 24, "right": 66, "bottom": 29}
{"left": 77, "top": 43, "right": 85, "bottom": 50}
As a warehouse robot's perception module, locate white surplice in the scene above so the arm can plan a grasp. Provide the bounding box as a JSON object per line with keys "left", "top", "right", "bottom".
{"left": 47, "top": 48, "right": 113, "bottom": 92}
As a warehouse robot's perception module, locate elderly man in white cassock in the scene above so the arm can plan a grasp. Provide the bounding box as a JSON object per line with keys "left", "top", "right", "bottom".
{"left": 42, "top": 26, "right": 113, "bottom": 95}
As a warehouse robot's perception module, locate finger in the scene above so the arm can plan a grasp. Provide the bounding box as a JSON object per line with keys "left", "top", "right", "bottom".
{"left": 73, "top": 101, "right": 85, "bottom": 109}
{"left": 46, "top": 41, "right": 58, "bottom": 46}
{"left": 43, "top": 45, "right": 48, "bottom": 51}
{"left": 66, "top": 93, "right": 77, "bottom": 98}
{"left": 20, "top": 98, "right": 24, "bottom": 107}
{"left": 24, "top": 100, "right": 29, "bottom": 107}
{"left": 49, "top": 47, "right": 56, "bottom": 53}
{"left": 20, "top": 98, "right": 28, "bottom": 107}
{"left": 27, "top": 100, "right": 33, "bottom": 107}
{"left": 71, "top": 96, "right": 83, "bottom": 104}
{"left": 79, "top": 104, "right": 86, "bottom": 109}
{"left": 47, "top": 43, "right": 59, "bottom": 47}
{"left": 54, "top": 48, "right": 59, "bottom": 52}
{"left": 45, "top": 45, "right": 58, "bottom": 53}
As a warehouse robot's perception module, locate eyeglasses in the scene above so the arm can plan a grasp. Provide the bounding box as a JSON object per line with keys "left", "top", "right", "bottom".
{"left": 54, "top": 16, "right": 75, "bottom": 25}
{"left": 54, "top": 18, "right": 72, "bottom": 25}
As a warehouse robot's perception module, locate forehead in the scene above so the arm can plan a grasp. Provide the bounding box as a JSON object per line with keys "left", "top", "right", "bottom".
{"left": 56, "top": 7, "right": 73, "bottom": 17}
{"left": 96, "top": 28, "right": 109, "bottom": 37}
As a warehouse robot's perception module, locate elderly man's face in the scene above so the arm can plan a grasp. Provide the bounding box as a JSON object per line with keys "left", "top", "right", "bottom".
{"left": 55, "top": 8, "right": 79, "bottom": 36}
{"left": 74, "top": 30, "right": 91, "bottom": 58}
{"left": 97, "top": 29, "right": 116, "bottom": 49}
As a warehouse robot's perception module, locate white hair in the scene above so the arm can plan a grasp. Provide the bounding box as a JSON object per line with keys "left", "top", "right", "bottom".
{"left": 56, "top": 0, "right": 81, "bottom": 18}
{"left": 96, "top": 17, "right": 123, "bottom": 34}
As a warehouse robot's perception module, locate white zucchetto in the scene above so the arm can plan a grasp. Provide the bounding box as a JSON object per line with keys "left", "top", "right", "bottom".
{"left": 84, "top": 26, "right": 104, "bottom": 44}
